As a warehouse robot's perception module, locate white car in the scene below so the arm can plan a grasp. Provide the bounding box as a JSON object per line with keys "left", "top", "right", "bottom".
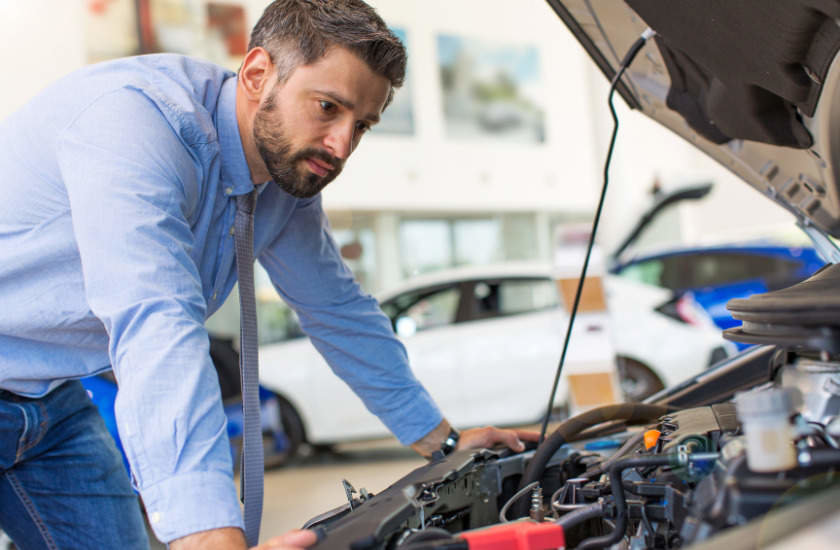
{"left": 257, "top": 262, "right": 734, "bottom": 454}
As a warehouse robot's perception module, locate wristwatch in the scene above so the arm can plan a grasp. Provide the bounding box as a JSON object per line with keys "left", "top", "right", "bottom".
{"left": 428, "top": 427, "right": 460, "bottom": 461}
{"left": 440, "top": 427, "right": 460, "bottom": 455}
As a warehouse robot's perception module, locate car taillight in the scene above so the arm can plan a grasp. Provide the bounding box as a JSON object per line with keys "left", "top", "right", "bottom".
{"left": 656, "top": 293, "right": 704, "bottom": 326}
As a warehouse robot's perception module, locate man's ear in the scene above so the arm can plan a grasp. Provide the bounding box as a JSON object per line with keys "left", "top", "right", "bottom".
{"left": 239, "top": 47, "right": 274, "bottom": 103}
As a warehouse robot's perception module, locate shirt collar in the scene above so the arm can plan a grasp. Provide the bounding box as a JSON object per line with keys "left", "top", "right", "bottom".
{"left": 217, "top": 76, "right": 256, "bottom": 196}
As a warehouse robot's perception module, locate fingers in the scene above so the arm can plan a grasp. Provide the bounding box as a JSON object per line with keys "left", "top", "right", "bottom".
{"left": 492, "top": 427, "right": 526, "bottom": 451}
{"left": 513, "top": 429, "right": 541, "bottom": 442}
{"left": 256, "top": 529, "right": 318, "bottom": 549}
{"left": 458, "top": 426, "right": 526, "bottom": 452}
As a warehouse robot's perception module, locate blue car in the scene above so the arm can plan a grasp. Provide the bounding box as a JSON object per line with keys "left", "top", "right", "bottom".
{"left": 609, "top": 184, "right": 825, "bottom": 346}
{"left": 81, "top": 335, "right": 303, "bottom": 473}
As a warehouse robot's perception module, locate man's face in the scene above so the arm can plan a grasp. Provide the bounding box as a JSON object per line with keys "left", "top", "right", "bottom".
{"left": 253, "top": 46, "right": 391, "bottom": 198}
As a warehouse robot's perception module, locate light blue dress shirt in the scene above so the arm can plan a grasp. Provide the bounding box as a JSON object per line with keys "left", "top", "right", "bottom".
{"left": 0, "top": 54, "right": 442, "bottom": 542}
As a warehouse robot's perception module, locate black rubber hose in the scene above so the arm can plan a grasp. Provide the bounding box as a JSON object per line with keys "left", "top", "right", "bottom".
{"left": 554, "top": 501, "right": 605, "bottom": 531}
{"left": 515, "top": 403, "right": 668, "bottom": 517}
{"left": 583, "top": 430, "right": 646, "bottom": 479}
{"left": 799, "top": 448, "right": 840, "bottom": 467}
{"left": 576, "top": 455, "right": 673, "bottom": 550}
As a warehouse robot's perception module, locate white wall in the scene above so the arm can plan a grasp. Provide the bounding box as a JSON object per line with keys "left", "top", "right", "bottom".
{"left": 0, "top": 0, "right": 801, "bottom": 249}
{"left": 0, "top": 0, "right": 85, "bottom": 119}
{"left": 320, "top": 0, "right": 601, "bottom": 215}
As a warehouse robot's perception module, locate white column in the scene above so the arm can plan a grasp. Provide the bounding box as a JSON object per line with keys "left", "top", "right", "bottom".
{"left": 374, "top": 212, "right": 403, "bottom": 292}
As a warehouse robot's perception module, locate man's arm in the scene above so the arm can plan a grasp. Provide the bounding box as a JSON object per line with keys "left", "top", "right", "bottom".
{"left": 56, "top": 89, "right": 242, "bottom": 543}
{"left": 259, "top": 194, "right": 444, "bottom": 446}
{"left": 259, "top": 193, "right": 539, "bottom": 454}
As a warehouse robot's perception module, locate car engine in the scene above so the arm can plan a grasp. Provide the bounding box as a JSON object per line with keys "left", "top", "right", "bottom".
{"left": 302, "top": 338, "right": 840, "bottom": 549}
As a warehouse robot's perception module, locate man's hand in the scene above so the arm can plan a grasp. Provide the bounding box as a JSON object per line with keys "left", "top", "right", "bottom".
{"left": 255, "top": 529, "right": 318, "bottom": 549}
{"left": 411, "top": 420, "right": 540, "bottom": 458}
{"left": 170, "top": 527, "right": 316, "bottom": 550}
{"left": 457, "top": 426, "right": 540, "bottom": 453}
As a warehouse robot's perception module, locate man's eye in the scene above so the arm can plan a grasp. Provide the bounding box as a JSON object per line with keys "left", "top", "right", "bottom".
{"left": 319, "top": 100, "right": 336, "bottom": 113}
{"left": 355, "top": 121, "right": 371, "bottom": 133}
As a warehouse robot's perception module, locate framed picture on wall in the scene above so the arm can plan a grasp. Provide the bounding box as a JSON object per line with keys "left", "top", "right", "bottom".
{"left": 85, "top": 0, "right": 141, "bottom": 63}
{"left": 372, "top": 27, "right": 416, "bottom": 136}
{"left": 438, "top": 34, "right": 545, "bottom": 144}
{"left": 85, "top": 0, "right": 248, "bottom": 70}
{"left": 137, "top": 0, "right": 248, "bottom": 70}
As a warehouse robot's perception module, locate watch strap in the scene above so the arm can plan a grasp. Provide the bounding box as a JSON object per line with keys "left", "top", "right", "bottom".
{"left": 440, "top": 427, "right": 460, "bottom": 455}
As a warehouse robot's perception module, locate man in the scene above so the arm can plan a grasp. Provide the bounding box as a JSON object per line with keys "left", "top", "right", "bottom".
{"left": 0, "top": 1, "right": 534, "bottom": 549}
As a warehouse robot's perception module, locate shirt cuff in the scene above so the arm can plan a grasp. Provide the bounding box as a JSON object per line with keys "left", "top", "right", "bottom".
{"left": 139, "top": 470, "right": 243, "bottom": 543}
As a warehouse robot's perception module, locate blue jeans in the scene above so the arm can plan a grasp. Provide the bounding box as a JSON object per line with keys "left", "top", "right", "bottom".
{"left": 0, "top": 381, "right": 149, "bottom": 549}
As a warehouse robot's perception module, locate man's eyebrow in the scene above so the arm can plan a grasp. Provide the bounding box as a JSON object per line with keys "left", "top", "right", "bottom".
{"left": 315, "top": 90, "right": 381, "bottom": 124}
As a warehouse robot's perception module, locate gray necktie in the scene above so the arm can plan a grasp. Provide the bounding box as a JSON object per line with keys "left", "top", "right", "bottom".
{"left": 234, "top": 189, "right": 263, "bottom": 546}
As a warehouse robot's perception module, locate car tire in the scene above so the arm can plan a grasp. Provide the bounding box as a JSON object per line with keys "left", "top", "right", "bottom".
{"left": 616, "top": 356, "right": 664, "bottom": 401}
{"left": 263, "top": 395, "right": 306, "bottom": 469}
{"left": 231, "top": 395, "right": 305, "bottom": 471}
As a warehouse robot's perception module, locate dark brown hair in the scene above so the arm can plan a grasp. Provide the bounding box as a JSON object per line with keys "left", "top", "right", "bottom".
{"left": 248, "top": 0, "right": 406, "bottom": 106}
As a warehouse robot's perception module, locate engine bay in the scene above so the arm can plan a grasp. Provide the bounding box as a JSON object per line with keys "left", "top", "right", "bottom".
{"left": 303, "top": 343, "right": 840, "bottom": 549}
{"left": 300, "top": 2, "right": 840, "bottom": 547}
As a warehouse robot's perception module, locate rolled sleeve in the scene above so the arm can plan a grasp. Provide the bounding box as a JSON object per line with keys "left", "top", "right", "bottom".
{"left": 258, "top": 196, "right": 443, "bottom": 445}
{"left": 56, "top": 89, "right": 240, "bottom": 541}
{"left": 139, "top": 470, "right": 243, "bottom": 542}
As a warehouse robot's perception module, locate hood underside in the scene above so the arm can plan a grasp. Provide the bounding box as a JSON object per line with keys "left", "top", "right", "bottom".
{"left": 548, "top": 0, "right": 840, "bottom": 238}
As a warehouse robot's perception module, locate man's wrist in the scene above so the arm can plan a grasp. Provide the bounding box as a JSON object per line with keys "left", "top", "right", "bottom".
{"left": 409, "top": 419, "right": 453, "bottom": 458}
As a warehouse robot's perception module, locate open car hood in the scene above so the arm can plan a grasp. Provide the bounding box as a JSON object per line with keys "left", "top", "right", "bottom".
{"left": 547, "top": 0, "right": 840, "bottom": 239}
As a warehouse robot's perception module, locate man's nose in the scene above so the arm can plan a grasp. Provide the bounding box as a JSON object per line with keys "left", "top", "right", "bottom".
{"left": 323, "top": 121, "right": 355, "bottom": 160}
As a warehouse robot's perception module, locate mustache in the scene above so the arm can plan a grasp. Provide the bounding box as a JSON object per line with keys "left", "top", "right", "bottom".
{"left": 292, "top": 147, "right": 343, "bottom": 174}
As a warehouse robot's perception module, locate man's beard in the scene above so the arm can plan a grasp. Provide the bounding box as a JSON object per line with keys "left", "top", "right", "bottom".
{"left": 253, "top": 98, "right": 343, "bottom": 199}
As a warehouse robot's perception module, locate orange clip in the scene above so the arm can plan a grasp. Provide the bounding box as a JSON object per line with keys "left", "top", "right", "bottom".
{"left": 643, "top": 429, "right": 661, "bottom": 450}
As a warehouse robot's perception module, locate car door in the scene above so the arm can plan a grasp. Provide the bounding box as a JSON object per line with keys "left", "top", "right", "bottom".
{"left": 445, "top": 277, "right": 566, "bottom": 427}
{"left": 380, "top": 283, "right": 467, "bottom": 423}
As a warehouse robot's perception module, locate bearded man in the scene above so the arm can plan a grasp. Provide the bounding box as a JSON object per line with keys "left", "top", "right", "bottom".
{"left": 0, "top": 1, "right": 533, "bottom": 549}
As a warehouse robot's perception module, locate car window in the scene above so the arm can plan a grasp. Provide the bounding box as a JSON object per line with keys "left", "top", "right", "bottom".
{"left": 618, "top": 259, "right": 665, "bottom": 287}
{"left": 381, "top": 286, "right": 462, "bottom": 333}
{"left": 473, "top": 278, "right": 559, "bottom": 319}
{"left": 668, "top": 253, "right": 802, "bottom": 290}
{"left": 257, "top": 302, "right": 304, "bottom": 345}
{"left": 620, "top": 252, "right": 803, "bottom": 291}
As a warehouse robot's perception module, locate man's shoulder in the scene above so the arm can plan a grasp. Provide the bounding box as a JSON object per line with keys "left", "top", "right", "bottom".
{"left": 79, "top": 55, "right": 234, "bottom": 147}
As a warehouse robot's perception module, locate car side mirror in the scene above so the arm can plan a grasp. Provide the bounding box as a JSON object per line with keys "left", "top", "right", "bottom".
{"left": 395, "top": 316, "right": 417, "bottom": 337}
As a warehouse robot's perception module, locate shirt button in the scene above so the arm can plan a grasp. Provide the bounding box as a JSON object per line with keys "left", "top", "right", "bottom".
{"left": 229, "top": 226, "right": 235, "bottom": 236}
{"left": 150, "top": 511, "right": 162, "bottom": 525}
{"left": 212, "top": 292, "right": 218, "bottom": 301}
{"left": 224, "top": 186, "right": 233, "bottom": 195}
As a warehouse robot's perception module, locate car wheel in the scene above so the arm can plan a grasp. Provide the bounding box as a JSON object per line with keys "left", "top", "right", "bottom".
{"left": 263, "top": 395, "right": 305, "bottom": 469}
{"left": 231, "top": 395, "right": 305, "bottom": 470}
{"left": 616, "top": 356, "right": 664, "bottom": 401}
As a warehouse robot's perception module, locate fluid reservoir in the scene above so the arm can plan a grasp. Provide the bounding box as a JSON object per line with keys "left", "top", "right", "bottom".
{"left": 735, "top": 388, "right": 796, "bottom": 472}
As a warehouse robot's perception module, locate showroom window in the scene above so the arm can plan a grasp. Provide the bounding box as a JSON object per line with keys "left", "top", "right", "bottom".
{"left": 399, "top": 219, "right": 455, "bottom": 276}
{"left": 399, "top": 214, "right": 542, "bottom": 278}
